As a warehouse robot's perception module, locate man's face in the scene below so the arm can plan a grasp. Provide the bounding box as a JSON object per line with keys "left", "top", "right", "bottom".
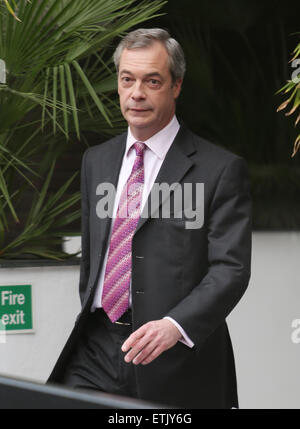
{"left": 117, "top": 41, "right": 182, "bottom": 141}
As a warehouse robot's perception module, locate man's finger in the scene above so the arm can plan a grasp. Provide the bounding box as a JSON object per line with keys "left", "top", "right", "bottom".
{"left": 123, "top": 326, "right": 159, "bottom": 362}
{"left": 132, "top": 342, "right": 158, "bottom": 364}
{"left": 125, "top": 338, "right": 158, "bottom": 363}
{"left": 140, "top": 346, "right": 164, "bottom": 365}
{"left": 121, "top": 323, "right": 148, "bottom": 352}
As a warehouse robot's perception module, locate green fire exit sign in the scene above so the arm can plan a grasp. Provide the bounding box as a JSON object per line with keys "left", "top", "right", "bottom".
{"left": 0, "top": 285, "right": 33, "bottom": 333}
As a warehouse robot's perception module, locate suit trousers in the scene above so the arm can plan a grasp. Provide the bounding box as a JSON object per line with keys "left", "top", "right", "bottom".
{"left": 62, "top": 308, "right": 139, "bottom": 399}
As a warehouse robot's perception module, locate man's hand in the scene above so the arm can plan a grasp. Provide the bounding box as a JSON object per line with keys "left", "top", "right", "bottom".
{"left": 121, "top": 319, "right": 182, "bottom": 365}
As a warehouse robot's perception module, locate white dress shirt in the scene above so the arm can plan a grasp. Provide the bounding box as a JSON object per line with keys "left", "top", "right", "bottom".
{"left": 91, "top": 115, "right": 194, "bottom": 348}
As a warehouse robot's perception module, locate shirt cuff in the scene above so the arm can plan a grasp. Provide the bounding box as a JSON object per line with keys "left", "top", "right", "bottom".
{"left": 163, "top": 317, "right": 195, "bottom": 348}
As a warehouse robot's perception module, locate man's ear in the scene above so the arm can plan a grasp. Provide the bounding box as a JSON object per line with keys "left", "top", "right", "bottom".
{"left": 117, "top": 74, "right": 120, "bottom": 96}
{"left": 173, "top": 78, "right": 183, "bottom": 99}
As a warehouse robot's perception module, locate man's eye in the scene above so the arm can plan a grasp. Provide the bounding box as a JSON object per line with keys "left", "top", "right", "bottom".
{"left": 147, "top": 79, "right": 161, "bottom": 87}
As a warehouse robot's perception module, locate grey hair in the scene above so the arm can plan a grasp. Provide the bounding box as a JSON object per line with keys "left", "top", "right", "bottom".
{"left": 113, "top": 28, "right": 186, "bottom": 83}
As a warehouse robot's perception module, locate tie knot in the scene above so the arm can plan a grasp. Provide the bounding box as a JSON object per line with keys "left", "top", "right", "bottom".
{"left": 133, "top": 141, "right": 146, "bottom": 157}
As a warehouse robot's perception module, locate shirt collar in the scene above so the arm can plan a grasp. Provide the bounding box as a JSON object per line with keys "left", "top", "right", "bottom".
{"left": 126, "top": 115, "right": 180, "bottom": 160}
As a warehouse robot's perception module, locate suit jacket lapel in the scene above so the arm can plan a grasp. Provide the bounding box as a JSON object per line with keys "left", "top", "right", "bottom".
{"left": 135, "top": 125, "right": 196, "bottom": 233}
{"left": 96, "top": 132, "right": 127, "bottom": 252}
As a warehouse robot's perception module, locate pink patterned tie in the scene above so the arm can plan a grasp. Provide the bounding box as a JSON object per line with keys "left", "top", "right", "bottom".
{"left": 101, "top": 141, "right": 146, "bottom": 322}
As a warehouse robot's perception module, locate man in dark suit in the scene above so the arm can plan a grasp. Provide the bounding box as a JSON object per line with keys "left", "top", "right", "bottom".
{"left": 48, "top": 28, "right": 252, "bottom": 409}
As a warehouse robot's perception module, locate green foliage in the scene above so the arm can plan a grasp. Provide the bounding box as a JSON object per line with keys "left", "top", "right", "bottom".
{"left": 277, "top": 40, "right": 300, "bottom": 157}
{"left": 1, "top": 0, "right": 23, "bottom": 22}
{"left": 0, "top": 0, "right": 166, "bottom": 259}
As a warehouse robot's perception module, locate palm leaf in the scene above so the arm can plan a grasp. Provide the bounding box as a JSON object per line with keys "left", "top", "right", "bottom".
{"left": 0, "top": 0, "right": 166, "bottom": 259}
{"left": 277, "top": 41, "right": 300, "bottom": 156}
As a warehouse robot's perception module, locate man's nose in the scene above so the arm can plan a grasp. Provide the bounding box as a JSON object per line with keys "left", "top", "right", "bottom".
{"left": 131, "top": 81, "right": 146, "bottom": 100}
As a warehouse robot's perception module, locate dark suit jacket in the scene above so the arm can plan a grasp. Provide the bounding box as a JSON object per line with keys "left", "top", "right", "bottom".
{"left": 48, "top": 124, "right": 252, "bottom": 409}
